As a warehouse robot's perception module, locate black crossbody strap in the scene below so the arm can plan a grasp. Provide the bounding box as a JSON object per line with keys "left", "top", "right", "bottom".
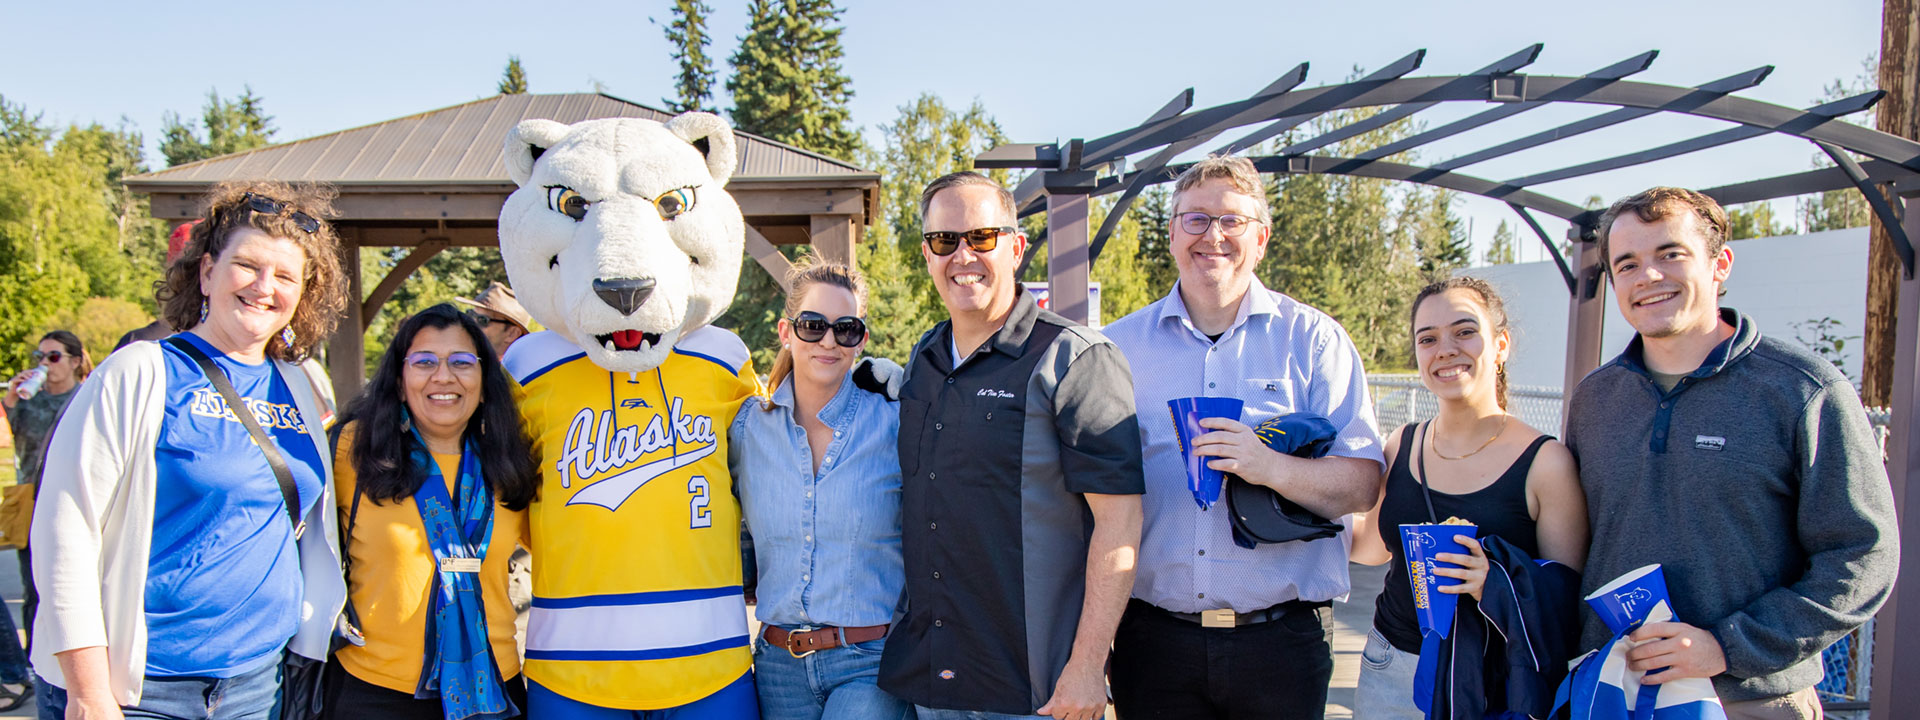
{"left": 166, "top": 337, "right": 305, "bottom": 538}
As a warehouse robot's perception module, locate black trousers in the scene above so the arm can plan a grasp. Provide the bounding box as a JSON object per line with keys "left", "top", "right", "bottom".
{"left": 1110, "top": 598, "right": 1334, "bottom": 720}
{"left": 16, "top": 548, "right": 33, "bottom": 653}
{"left": 322, "top": 661, "right": 529, "bottom": 720}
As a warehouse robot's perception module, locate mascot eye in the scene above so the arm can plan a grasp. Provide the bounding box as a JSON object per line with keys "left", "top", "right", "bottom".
{"left": 653, "top": 187, "right": 697, "bottom": 220}
{"left": 545, "top": 186, "right": 590, "bottom": 222}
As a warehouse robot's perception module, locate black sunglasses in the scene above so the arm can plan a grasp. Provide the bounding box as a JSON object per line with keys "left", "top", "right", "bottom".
{"left": 923, "top": 226, "right": 1016, "bottom": 257}
{"left": 31, "top": 350, "right": 64, "bottom": 364}
{"left": 789, "top": 311, "right": 867, "bottom": 347}
{"left": 242, "top": 193, "right": 320, "bottom": 234}
{"left": 466, "top": 310, "right": 512, "bottom": 328}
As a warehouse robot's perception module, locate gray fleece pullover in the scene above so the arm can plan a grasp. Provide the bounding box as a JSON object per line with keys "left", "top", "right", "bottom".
{"left": 1565, "top": 308, "right": 1900, "bottom": 702}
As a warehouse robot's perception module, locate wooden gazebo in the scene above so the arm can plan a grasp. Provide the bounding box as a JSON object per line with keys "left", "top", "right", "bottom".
{"left": 125, "top": 92, "right": 880, "bottom": 394}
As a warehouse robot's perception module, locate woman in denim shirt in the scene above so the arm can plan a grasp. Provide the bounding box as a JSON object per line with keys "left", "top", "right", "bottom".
{"left": 730, "top": 261, "right": 908, "bottom": 720}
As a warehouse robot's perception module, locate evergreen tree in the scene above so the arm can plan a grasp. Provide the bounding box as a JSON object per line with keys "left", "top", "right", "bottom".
{"left": 1799, "top": 54, "right": 1878, "bottom": 232}
{"left": 1408, "top": 188, "right": 1470, "bottom": 279}
{"left": 727, "top": 0, "right": 863, "bottom": 160}
{"left": 1726, "top": 201, "right": 1791, "bottom": 239}
{"left": 660, "top": 1, "right": 716, "bottom": 113}
{"left": 499, "top": 56, "right": 529, "bottom": 95}
{"left": 1130, "top": 184, "right": 1179, "bottom": 290}
{"left": 160, "top": 87, "right": 275, "bottom": 166}
{"left": 1484, "top": 219, "right": 1516, "bottom": 265}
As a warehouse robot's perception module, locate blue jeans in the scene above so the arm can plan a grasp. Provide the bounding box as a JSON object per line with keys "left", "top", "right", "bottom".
{"left": 0, "top": 599, "right": 26, "bottom": 685}
{"left": 752, "top": 629, "right": 909, "bottom": 720}
{"left": 911, "top": 707, "right": 1045, "bottom": 720}
{"left": 528, "top": 672, "right": 757, "bottom": 719}
{"left": 37, "top": 656, "right": 282, "bottom": 720}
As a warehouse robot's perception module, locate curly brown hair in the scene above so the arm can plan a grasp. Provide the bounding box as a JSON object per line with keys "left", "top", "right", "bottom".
{"left": 1411, "top": 276, "right": 1512, "bottom": 410}
{"left": 157, "top": 181, "right": 349, "bottom": 362}
{"left": 1595, "top": 187, "right": 1730, "bottom": 277}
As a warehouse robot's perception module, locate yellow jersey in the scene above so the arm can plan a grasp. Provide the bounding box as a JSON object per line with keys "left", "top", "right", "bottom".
{"left": 504, "top": 327, "right": 757, "bottom": 709}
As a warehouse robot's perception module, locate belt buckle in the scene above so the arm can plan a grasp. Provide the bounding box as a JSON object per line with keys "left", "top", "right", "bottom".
{"left": 1200, "top": 609, "right": 1236, "bottom": 628}
{"left": 786, "top": 626, "right": 820, "bottom": 659}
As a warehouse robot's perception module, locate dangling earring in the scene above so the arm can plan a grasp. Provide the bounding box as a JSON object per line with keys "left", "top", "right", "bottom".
{"left": 280, "top": 326, "right": 297, "bottom": 349}
{"left": 400, "top": 406, "right": 413, "bottom": 432}
{"left": 198, "top": 299, "right": 210, "bottom": 325}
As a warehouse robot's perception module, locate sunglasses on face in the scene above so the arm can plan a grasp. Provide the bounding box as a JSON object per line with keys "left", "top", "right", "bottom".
{"left": 923, "top": 226, "right": 1016, "bottom": 257}
{"left": 789, "top": 311, "right": 867, "bottom": 347}
{"left": 31, "top": 350, "right": 64, "bottom": 364}
{"left": 1176, "top": 212, "right": 1262, "bottom": 238}
{"left": 467, "top": 311, "right": 511, "bottom": 329}
{"left": 405, "top": 351, "right": 480, "bottom": 374}
{"left": 242, "top": 193, "right": 321, "bottom": 234}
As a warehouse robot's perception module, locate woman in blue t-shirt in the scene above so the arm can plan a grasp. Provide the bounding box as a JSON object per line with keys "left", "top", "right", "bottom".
{"left": 32, "top": 181, "right": 351, "bottom": 720}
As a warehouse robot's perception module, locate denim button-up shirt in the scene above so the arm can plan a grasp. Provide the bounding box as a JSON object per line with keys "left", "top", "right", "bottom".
{"left": 731, "top": 371, "right": 904, "bottom": 629}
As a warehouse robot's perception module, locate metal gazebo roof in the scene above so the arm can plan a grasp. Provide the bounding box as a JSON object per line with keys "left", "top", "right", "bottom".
{"left": 976, "top": 45, "right": 1920, "bottom": 719}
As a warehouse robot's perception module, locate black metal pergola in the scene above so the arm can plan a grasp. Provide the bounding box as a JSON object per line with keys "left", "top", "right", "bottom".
{"left": 976, "top": 45, "right": 1920, "bottom": 719}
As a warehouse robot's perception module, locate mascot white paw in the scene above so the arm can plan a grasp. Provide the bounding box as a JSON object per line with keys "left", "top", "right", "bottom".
{"left": 497, "top": 113, "right": 761, "bottom": 714}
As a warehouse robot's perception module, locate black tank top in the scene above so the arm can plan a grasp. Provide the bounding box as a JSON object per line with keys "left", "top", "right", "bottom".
{"left": 1371, "top": 423, "right": 1551, "bottom": 653}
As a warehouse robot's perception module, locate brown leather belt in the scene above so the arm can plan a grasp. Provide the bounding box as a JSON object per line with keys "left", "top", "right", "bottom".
{"left": 763, "top": 624, "right": 890, "bottom": 658}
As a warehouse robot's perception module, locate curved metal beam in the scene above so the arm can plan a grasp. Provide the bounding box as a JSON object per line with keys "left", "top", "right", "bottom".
{"left": 1071, "top": 73, "right": 1920, "bottom": 172}
{"left": 1095, "top": 154, "right": 1589, "bottom": 221}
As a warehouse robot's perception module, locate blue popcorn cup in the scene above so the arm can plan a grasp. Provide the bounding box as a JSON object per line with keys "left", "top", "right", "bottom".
{"left": 1399, "top": 522, "right": 1476, "bottom": 639}
{"left": 1167, "top": 396, "right": 1245, "bottom": 509}
{"left": 1585, "top": 563, "right": 1671, "bottom": 635}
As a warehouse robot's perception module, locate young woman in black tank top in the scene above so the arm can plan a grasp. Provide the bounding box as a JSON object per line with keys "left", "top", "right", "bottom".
{"left": 1348, "top": 278, "right": 1588, "bottom": 720}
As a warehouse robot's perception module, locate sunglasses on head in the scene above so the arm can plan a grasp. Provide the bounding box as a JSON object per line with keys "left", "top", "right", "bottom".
{"left": 789, "top": 311, "right": 867, "bottom": 347}
{"left": 405, "top": 351, "right": 480, "bottom": 373}
{"left": 31, "top": 350, "right": 65, "bottom": 364}
{"left": 242, "top": 193, "right": 320, "bottom": 234}
{"left": 923, "top": 226, "right": 1016, "bottom": 257}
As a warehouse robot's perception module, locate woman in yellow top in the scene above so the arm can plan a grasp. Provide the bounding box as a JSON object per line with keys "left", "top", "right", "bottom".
{"left": 327, "top": 303, "right": 538, "bottom": 720}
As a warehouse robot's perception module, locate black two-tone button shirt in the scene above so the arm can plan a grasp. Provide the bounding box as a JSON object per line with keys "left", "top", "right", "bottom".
{"left": 877, "top": 291, "right": 1144, "bottom": 714}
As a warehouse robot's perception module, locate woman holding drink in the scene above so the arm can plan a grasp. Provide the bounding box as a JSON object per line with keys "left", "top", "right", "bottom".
{"left": 1350, "top": 277, "right": 1588, "bottom": 719}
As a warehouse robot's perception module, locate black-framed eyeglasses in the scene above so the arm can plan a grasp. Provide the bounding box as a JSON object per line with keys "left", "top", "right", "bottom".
{"left": 31, "top": 350, "right": 64, "bottom": 364}
{"left": 1176, "top": 212, "right": 1263, "bottom": 238}
{"left": 405, "top": 351, "right": 480, "bottom": 373}
{"left": 789, "top": 311, "right": 867, "bottom": 347}
{"left": 923, "top": 226, "right": 1016, "bottom": 257}
{"left": 243, "top": 193, "right": 320, "bottom": 234}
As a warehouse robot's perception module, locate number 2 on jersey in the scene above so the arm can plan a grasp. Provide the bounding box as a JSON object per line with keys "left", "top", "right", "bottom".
{"left": 688, "top": 475, "right": 712, "bottom": 528}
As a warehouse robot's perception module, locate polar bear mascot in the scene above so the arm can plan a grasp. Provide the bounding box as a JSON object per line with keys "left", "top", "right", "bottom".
{"left": 496, "top": 113, "right": 762, "bottom": 718}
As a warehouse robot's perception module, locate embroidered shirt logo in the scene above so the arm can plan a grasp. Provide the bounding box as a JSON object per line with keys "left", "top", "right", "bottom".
{"left": 557, "top": 397, "right": 717, "bottom": 510}
{"left": 976, "top": 388, "right": 1015, "bottom": 399}
{"left": 1695, "top": 435, "right": 1726, "bottom": 452}
{"left": 1264, "top": 383, "right": 1278, "bottom": 392}
{"left": 189, "top": 388, "right": 308, "bottom": 433}
{"left": 619, "top": 398, "right": 652, "bottom": 409}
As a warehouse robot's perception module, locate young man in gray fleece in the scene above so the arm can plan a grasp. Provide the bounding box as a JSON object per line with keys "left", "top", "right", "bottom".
{"left": 1564, "top": 187, "right": 1899, "bottom": 720}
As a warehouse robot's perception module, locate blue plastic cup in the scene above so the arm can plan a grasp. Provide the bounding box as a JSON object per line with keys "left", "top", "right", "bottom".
{"left": 1167, "top": 397, "right": 1245, "bottom": 509}
{"left": 1399, "top": 522, "right": 1476, "bottom": 639}
{"left": 1585, "top": 564, "right": 1671, "bottom": 635}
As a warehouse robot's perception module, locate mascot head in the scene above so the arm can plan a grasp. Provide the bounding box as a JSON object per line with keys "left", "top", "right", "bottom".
{"left": 498, "top": 113, "right": 744, "bottom": 373}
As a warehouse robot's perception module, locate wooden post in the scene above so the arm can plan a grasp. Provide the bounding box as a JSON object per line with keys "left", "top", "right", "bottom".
{"left": 809, "top": 214, "right": 857, "bottom": 267}
{"left": 1047, "top": 193, "right": 1091, "bottom": 325}
{"left": 1870, "top": 192, "right": 1920, "bottom": 720}
{"left": 745, "top": 225, "right": 795, "bottom": 293}
{"left": 1561, "top": 231, "right": 1607, "bottom": 429}
{"left": 327, "top": 231, "right": 366, "bottom": 398}
{"left": 1866, "top": 0, "right": 1917, "bottom": 407}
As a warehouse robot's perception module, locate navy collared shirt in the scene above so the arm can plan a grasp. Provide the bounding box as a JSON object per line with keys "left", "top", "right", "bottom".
{"left": 730, "top": 371, "right": 903, "bottom": 629}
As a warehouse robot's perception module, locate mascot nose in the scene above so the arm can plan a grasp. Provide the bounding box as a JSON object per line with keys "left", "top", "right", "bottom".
{"left": 592, "top": 277, "right": 657, "bottom": 316}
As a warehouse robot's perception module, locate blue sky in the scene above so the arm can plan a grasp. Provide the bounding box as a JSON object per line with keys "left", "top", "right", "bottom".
{"left": 2, "top": 0, "right": 1886, "bottom": 262}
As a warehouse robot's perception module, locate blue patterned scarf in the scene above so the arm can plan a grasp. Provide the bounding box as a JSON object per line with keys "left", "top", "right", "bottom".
{"left": 409, "top": 429, "right": 516, "bottom": 720}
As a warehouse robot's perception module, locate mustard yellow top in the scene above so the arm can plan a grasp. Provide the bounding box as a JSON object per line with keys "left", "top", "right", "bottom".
{"left": 332, "top": 423, "right": 530, "bottom": 692}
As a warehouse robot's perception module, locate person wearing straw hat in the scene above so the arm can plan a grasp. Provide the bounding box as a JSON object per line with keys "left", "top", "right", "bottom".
{"left": 1566, "top": 187, "right": 1899, "bottom": 720}
{"left": 456, "top": 281, "right": 536, "bottom": 358}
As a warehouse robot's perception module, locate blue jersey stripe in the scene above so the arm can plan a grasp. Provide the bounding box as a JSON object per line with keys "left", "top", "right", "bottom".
{"left": 672, "top": 348, "right": 738, "bottom": 376}
{"left": 524, "top": 635, "right": 749, "bottom": 662}
{"left": 530, "top": 585, "right": 744, "bottom": 609}
{"left": 518, "top": 351, "right": 587, "bottom": 385}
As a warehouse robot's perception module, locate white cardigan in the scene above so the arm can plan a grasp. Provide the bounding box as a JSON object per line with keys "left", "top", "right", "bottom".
{"left": 28, "top": 341, "right": 346, "bottom": 705}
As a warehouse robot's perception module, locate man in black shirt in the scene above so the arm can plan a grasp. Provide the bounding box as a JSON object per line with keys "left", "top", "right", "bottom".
{"left": 878, "top": 172, "right": 1144, "bottom": 720}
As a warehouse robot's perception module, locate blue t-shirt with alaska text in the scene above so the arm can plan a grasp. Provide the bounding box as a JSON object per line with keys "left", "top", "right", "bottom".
{"left": 145, "top": 333, "right": 326, "bottom": 677}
